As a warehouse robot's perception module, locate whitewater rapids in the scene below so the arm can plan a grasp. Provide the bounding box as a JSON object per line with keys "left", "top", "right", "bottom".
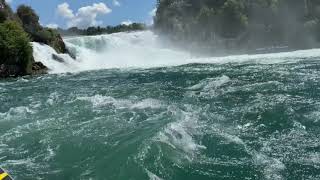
{"left": 1, "top": 31, "right": 320, "bottom": 179}
{"left": 32, "top": 31, "right": 320, "bottom": 73}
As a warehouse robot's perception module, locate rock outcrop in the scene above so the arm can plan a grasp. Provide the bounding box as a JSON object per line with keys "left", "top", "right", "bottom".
{"left": 0, "top": 64, "right": 22, "bottom": 78}
{"left": 0, "top": 1, "right": 71, "bottom": 78}
{"left": 16, "top": 5, "right": 69, "bottom": 54}
{"left": 32, "top": 62, "right": 48, "bottom": 75}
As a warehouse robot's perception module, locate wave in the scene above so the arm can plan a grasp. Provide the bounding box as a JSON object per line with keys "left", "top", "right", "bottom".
{"left": 77, "top": 95, "right": 165, "bottom": 110}
{"left": 0, "top": 106, "right": 34, "bottom": 121}
{"left": 32, "top": 31, "right": 320, "bottom": 74}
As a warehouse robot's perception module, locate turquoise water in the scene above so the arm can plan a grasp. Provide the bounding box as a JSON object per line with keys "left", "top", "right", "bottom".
{"left": 1, "top": 61, "right": 320, "bottom": 179}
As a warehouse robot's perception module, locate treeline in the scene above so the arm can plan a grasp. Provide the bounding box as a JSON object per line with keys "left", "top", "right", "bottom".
{"left": 154, "top": 0, "right": 320, "bottom": 54}
{"left": 58, "top": 23, "right": 146, "bottom": 36}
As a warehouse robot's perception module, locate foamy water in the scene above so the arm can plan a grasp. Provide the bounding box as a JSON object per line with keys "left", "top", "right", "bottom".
{"left": 1, "top": 31, "right": 320, "bottom": 180}
{"left": 32, "top": 31, "right": 320, "bottom": 74}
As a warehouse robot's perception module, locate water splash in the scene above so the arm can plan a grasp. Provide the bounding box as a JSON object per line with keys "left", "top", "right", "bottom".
{"left": 32, "top": 31, "right": 320, "bottom": 74}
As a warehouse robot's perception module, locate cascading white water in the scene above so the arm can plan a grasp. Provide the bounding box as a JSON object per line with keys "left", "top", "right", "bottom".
{"left": 32, "top": 30, "right": 320, "bottom": 74}
{"left": 64, "top": 31, "right": 191, "bottom": 70}
{"left": 32, "top": 31, "right": 192, "bottom": 74}
{"left": 32, "top": 42, "right": 81, "bottom": 73}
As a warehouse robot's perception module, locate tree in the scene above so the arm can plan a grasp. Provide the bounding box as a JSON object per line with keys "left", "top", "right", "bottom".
{"left": 0, "top": 21, "right": 33, "bottom": 74}
{"left": 154, "top": 0, "right": 320, "bottom": 53}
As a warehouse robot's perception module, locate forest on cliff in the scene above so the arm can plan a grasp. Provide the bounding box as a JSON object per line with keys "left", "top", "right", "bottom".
{"left": 155, "top": 0, "right": 320, "bottom": 54}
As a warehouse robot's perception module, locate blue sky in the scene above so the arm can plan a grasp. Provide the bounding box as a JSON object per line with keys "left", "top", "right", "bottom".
{"left": 7, "top": 0, "right": 157, "bottom": 28}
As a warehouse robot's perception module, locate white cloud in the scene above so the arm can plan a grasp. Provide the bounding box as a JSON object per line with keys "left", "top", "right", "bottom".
{"left": 121, "top": 20, "right": 132, "bottom": 26}
{"left": 113, "top": 0, "right": 121, "bottom": 7}
{"left": 57, "top": 3, "right": 74, "bottom": 19}
{"left": 46, "top": 23, "right": 59, "bottom": 29}
{"left": 5, "top": 0, "right": 12, "bottom": 3}
{"left": 57, "top": 2, "right": 112, "bottom": 28}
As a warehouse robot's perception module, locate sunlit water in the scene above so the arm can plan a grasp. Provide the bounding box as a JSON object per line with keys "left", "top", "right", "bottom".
{"left": 1, "top": 31, "right": 320, "bottom": 180}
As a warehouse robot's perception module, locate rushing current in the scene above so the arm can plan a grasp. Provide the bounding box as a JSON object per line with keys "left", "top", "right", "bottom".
{"left": 1, "top": 31, "right": 320, "bottom": 180}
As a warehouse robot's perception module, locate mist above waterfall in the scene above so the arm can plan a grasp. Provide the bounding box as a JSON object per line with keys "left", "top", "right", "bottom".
{"left": 32, "top": 31, "right": 320, "bottom": 74}
{"left": 64, "top": 31, "right": 191, "bottom": 70}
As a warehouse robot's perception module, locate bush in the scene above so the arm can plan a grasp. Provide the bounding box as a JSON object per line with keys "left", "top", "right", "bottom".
{"left": 34, "top": 28, "right": 54, "bottom": 44}
{"left": 0, "top": 21, "right": 33, "bottom": 74}
{"left": 34, "top": 28, "right": 67, "bottom": 53}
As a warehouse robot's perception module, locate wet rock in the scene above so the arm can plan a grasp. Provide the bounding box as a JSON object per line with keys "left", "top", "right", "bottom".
{"left": 52, "top": 54, "right": 65, "bottom": 63}
{"left": 32, "top": 61, "right": 48, "bottom": 75}
{"left": 0, "top": 64, "right": 22, "bottom": 78}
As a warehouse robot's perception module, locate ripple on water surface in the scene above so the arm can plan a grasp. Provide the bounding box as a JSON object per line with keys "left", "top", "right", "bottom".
{"left": 1, "top": 61, "right": 320, "bottom": 179}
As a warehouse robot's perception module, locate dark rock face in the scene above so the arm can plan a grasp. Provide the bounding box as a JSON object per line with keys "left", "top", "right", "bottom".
{"left": 0, "top": 62, "right": 48, "bottom": 78}
{"left": 32, "top": 61, "right": 48, "bottom": 75}
{"left": 0, "top": 64, "right": 22, "bottom": 78}
{"left": 52, "top": 54, "right": 65, "bottom": 63}
{"left": 52, "top": 34, "right": 68, "bottom": 54}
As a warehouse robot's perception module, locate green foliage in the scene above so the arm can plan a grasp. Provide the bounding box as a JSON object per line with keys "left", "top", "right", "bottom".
{"left": 0, "top": 21, "right": 33, "bottom": 74}
{"left": 38, "top": 29, "right": 53, "bottom": 42}
{"left": 33, "top": 28, "right": 67, "bottom": 54}
{"left": 33, "top": 28, "right": 55, "bottom": 44}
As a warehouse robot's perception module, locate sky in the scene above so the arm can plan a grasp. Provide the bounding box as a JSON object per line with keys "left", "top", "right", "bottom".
{"left": 6, "top": 0, "right": 157, "bottom": 29}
